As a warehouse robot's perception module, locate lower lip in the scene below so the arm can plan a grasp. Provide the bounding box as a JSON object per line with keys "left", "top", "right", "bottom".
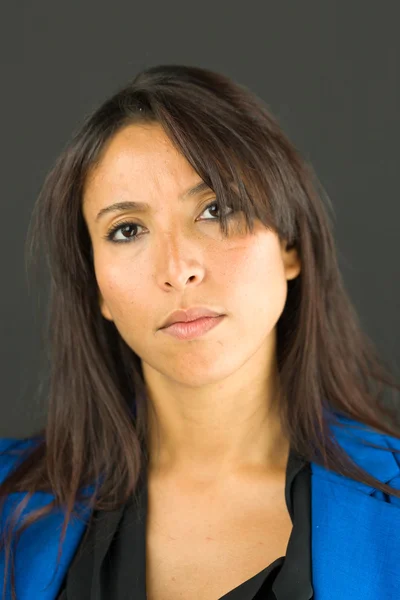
{"left": 161, "top": 315, "right": 225, "bottom": 340}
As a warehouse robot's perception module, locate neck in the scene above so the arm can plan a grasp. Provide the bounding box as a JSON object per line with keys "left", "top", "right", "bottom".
{"left": 144, "top": 364, "right": 289, "bottom": 483}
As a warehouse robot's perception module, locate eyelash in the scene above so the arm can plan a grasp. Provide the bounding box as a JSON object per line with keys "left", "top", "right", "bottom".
{"left": 103, "top": 201, "right": 235, "bottom": 244}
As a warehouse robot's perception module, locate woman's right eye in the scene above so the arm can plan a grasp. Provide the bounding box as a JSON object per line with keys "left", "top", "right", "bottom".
{"left": 104, "top": 220, "right": 143, "bottom": 244}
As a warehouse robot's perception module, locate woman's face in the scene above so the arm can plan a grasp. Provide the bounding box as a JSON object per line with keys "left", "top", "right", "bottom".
{"left": 82, "top": 123, "right": 301, "bottom": 386}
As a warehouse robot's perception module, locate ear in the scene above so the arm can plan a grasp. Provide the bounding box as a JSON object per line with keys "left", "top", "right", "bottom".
{"left": 281, "top": 239, "right": 301, "bottom": 281}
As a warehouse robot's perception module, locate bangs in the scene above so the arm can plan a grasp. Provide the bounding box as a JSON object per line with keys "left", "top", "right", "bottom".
{"left": 81, "top": 75, "right": 300, "bottom": 247}
{"left": 152, "top": 89, "right": 299, "bottom": 244}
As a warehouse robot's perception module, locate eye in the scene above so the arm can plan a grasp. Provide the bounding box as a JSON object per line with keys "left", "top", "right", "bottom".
{"left": 198, "top": 201, "right": 232, "bottom": 221}
{"left": 104, "top": 220, "right": 143, "bottom": 243}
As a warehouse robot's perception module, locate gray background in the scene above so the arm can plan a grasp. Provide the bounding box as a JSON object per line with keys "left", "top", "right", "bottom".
{"left": 1, "top": 2, "right": 399, "bottom": 437}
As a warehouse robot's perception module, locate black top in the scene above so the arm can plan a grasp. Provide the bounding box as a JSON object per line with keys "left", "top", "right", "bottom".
{"left": 58, "top": 449, "right": 314, "bottom": 599}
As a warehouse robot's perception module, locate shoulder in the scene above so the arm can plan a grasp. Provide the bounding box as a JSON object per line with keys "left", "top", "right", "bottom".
{"left": 0, "top": 436, "right": 42, "bottom": 484}
{"left": 0, "top": 437, "right": 37, "bottom": 452}
{"left": 331, "top": 414, "right": 400, "bottom": 454}
{"left": 312, "top": 413, "right": 400, "bottom": 503}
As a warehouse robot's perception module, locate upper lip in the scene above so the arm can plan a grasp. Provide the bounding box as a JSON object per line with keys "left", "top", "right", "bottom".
{"left": 161, "top": 306, "right": 223, "bottom": 329}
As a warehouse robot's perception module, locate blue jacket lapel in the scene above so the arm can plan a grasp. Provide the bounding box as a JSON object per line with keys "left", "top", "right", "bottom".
{"left": 1, "top": 418, "right": 400, "bottom": 599}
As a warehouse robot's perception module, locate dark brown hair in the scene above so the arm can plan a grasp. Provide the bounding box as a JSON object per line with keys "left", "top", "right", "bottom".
{"left": 1, "top": 64, "right": 399, "bottom": 599}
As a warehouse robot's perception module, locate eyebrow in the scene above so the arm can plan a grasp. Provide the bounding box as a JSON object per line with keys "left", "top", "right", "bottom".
{"left": 95, "top": 180, "right": 211, "bottom": 222}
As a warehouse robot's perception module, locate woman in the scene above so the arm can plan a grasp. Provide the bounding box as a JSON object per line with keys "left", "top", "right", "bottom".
{"left": 0, "top": 64, "right": 399, "bottom": 600}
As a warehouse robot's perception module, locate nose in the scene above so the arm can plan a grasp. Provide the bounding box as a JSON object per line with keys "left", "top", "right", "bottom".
{"left": 154, "top": 233, "right": 206, "bottom": 291}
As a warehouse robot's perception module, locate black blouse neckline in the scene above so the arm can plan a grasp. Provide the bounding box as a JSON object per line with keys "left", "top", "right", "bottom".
{"left": 60, "top": 448, "right": 314, "bottom": 599}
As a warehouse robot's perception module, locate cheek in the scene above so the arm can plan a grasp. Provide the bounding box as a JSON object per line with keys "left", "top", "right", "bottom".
{"left": 223, "top": 235, "right": 285, "bottom": 287}
{"left": 96, "top": 261, "right": 149, "bottom": 321}
{"left": 224, "top": 239, "right": 288, "bottom": 319}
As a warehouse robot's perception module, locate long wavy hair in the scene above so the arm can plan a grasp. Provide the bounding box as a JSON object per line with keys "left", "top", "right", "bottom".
{"left": 1, "top": 64, "right": 399, "bottom": 599}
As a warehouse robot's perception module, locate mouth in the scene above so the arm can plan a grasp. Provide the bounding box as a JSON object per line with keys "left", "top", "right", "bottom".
{"left": 160, "top": 315, "right": 225, "bottom": 340}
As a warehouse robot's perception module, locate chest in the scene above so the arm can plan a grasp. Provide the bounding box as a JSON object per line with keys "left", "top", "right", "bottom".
{"left": 144, "top": 478, "right": 292, "bottom": 600}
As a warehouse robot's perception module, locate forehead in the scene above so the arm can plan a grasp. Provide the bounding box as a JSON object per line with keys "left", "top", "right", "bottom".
{"left": 82, "top": 123, "right": 214, "bottom": 221}
{"left": 87, "top": 123, "right": 195, "bottom": 191}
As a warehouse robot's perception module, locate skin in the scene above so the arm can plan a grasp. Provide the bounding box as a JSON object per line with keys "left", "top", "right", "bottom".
{"left": 82, "top": 122, "right": 301, "bottom": 491}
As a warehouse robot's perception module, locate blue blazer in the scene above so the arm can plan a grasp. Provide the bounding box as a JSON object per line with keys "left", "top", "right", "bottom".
{"left": 1, "top": 415, "right": 400, "bottom": 599}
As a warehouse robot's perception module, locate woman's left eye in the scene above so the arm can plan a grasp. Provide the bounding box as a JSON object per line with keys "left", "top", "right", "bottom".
{"left": 199, "top": 201, "right": 234, "bottom": 220}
